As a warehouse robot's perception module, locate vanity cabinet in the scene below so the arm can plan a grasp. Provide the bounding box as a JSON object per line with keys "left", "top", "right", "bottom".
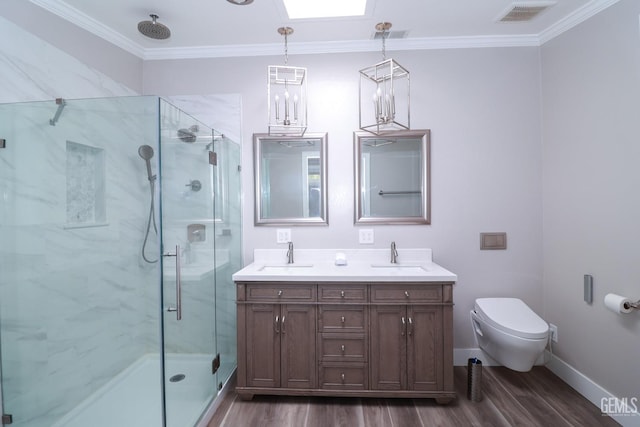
{"left": 236, "top": 281, "right": 454, "bottom": 403}
{"left": 238, "top": 283, "right": 316, "bottom": 392}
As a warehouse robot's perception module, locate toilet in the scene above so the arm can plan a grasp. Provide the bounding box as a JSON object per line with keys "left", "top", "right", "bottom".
{"left": 470, "top": 298, "right": 549, "bottom": 372}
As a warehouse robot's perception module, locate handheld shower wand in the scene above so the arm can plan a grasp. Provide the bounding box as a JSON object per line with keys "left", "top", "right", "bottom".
{"left": 138, "top": 145, "right": 158, "bottom": 263}
{"left": 138, "top": 145, "right": 156, "bottom": 182}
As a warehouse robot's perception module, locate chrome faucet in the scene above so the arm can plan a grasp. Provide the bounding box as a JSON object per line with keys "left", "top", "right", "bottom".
{"left": 287, "top": 241, "right": 294, "bottom": 264}
{"left": 391, "top": 241, "right": 398, "bottom": 264}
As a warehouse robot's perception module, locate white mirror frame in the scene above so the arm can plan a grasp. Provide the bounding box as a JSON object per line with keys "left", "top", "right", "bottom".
{"left": 254, "top": 133, "right": 328, "bottom": 226}
{"left": 354, "top": 129, "right": 431, "bottom": 225}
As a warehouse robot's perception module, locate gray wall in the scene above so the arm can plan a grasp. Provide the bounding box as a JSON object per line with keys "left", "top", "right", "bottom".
{"left": 541, "top": 0, "right": 640, "bottom": 400}
{"left": 142, "top": 47, "right": 544, "bottom": 354}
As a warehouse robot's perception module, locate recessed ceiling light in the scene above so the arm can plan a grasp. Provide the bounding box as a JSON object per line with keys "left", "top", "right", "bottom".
{"left": 283, "top": 0, "right": 367, "bottom": 19}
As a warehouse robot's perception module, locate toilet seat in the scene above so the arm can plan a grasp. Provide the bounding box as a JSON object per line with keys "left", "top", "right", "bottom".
{"left": 474, "top": 298, "right": 548, "bottom": 340}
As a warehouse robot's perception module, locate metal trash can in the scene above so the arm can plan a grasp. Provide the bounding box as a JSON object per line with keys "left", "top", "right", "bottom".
{"left": 467, "top": 357, "right": 483, "bottom": 402}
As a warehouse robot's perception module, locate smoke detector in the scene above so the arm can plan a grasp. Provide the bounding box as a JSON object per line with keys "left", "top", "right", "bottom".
{"left": 496, "top": 1, "right": 556, "bottom": 22}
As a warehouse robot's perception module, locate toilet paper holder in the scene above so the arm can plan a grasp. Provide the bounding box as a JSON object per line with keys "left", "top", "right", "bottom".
{"left": 624, "top": 299, "right": 639, "bottom": 311}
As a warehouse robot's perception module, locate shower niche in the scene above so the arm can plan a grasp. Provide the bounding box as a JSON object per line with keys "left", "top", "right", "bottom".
{"left": 65, "top": 141, "right": 106, "bottom": 227}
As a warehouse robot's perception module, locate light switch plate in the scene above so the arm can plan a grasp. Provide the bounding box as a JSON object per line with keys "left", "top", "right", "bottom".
{"left": 359, "top": 229, "right": 374, "bottom": 244}
{"left": 276, "top": 228, "right": 291, "bottom": 244}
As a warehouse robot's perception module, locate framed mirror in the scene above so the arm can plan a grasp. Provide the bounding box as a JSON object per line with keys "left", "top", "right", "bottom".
{"left": 354, "top": 129, "right": 430, "bottom": 224}
{"left": 254, "top": 133, "right": 328, "bottom": 226}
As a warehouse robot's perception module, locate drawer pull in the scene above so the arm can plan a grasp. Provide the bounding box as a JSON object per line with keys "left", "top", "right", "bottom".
{"left": 341, "top": 290, "right": 345, "bottom": 298}
{"left": 405, "top": 291, "right": 410, "bottom": 298}
{"left": 341, "top": 316, "right": 345, "bottom": 324}
{"left": 277, "top": 290, "right": 283, "bottom": 297}
{"left": 341, "top": 344, "right": 345, "bottom": 353}
{"left": 341, "top": 373, "right": 345, "bottom": 382}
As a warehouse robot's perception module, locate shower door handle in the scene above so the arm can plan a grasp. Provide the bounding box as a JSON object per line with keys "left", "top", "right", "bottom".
{"left": 164, "top": 244, "right": 182, "bottom": 321}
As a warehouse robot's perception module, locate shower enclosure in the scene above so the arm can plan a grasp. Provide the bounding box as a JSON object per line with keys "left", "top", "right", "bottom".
{"left": 0, "top": 96, "right": 241, "bottom": 427}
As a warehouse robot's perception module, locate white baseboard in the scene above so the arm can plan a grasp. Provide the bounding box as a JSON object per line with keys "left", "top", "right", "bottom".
{"left": 545, "top": 352, "right": 639, "bottom": 427}
{"left": 454, "top": 348, "right": 639, "bottom": 427}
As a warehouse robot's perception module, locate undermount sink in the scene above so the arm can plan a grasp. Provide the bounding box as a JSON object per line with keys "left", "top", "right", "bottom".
{"left": 370, "top": 264, "right": 429, "bottom": 272}
{"left": 258, "top": 264, "right": 314, "bottom": 272}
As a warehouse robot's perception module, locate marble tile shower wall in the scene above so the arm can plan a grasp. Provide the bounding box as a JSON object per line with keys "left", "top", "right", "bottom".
{"left": 0, "top": 97, "right": 162, "bottom": 426}
{"left": 0, "top": 16, "right": 136, "bottom": 103}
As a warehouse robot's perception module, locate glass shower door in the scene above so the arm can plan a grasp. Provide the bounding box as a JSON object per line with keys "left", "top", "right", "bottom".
{"left": 159, "top": 100, "right": 218, "bottom": 427}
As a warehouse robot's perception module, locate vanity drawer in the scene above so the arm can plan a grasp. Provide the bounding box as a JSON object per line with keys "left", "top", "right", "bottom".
{"left": 319, "top": 364, "right": 368, "bottom": 390}
{"left": 245, "top": 283, "right": 316, "bottom": 302}
{"left": 318, "top": 284, "right": 367, "bottom": 302}
{"left": 319, "top": 334, "right": 367, "bottom": 362}
{"left": 370, "top": 284, "right": 442, "bottom": 303}
{"left": 318, "top": 306, "right": 367, "bottom": 332}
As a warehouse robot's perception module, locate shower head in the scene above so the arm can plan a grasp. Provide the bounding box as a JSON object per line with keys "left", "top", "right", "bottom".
{"left": 177, "top": 128, "right": 197, "bottom": 143}
{"left": 138, "top": 144, "right": 154, "bottom": 160}
{"left": 138, "top": 14, "right": 171, "bottom": 40}
{"left": 138, "top": 145, "right": 155, "bottom": 182}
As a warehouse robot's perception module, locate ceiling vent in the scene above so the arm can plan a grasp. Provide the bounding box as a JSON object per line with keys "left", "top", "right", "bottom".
{"left": 372, "top": 30, "right": 408, "bottom": 40}
{"left": 497, "top": 1, "right": 556, "bottom": 22}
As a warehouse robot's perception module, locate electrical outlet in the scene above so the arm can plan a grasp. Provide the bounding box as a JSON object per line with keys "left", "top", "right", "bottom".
{"left": 359, "top": 229, "right": 374, "bottom": 244}
{"left": 549, "top": 323, "right": 558, "bottom": 343}
{"left": 276, "top": 228, "right": 291, "bottom": 244}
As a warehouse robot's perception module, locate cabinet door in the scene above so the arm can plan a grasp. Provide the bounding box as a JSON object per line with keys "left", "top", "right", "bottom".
{"left": 407, "top": 305, "right": 442, "bottom": 391}
{"left": 370, "top": 305, "right": 406, "bottom": 390}
{"left": 281, "top": 304, "right": 317, "bottom": 389}
{"left": 246, "top": 304, "right": 281, "bottom": 388}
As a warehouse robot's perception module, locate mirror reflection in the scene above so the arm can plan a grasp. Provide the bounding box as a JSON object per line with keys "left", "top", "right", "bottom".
{"left": 254, "top": 133, "right": 328, "bottom": 225}
{"left": 354, "top": 130, "right": 430, "bottom": 224}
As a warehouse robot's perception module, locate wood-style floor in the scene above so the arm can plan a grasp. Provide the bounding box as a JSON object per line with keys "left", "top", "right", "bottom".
{"left": 208, "top": 367, "right": 619, "bottom": 427}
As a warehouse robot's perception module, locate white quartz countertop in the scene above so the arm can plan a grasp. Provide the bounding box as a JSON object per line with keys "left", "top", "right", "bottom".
{"left": 232, "top": 248, "right": 457, "bottom": 283}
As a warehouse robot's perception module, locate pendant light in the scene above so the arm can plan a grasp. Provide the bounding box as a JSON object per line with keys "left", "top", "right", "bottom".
{"left": 268, "top": 27, "right": 307, "bottom": 136}
{"left": 359, "top": 22, "right": 410, "bottom": 135}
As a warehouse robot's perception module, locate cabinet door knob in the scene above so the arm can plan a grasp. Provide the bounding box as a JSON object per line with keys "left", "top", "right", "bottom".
{"left": 341, "top": 290, "right": 345, "bottom": 298}
{"left": 274, "top": 315, "right": 280, "bottom": 333}
{"left": 408, "top": 317, "right": 413, "bottom": 336}
{"left": 401, "top": 316, "right": 406, "bottom": 336}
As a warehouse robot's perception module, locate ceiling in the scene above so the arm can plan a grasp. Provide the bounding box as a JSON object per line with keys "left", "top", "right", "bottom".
{"left": 29, "top": 0, "right": 615, "bottom": 60}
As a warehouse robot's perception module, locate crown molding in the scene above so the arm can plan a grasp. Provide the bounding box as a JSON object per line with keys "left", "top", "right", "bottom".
{"left": 29, "top": 0, "right": 146, "bottom": 57}
{"left": 539, "top": 0, "right": 621, "bottom": 44}
{"left": 142, "top": 35, "right": 543, "bottom": 60}
{"left": 30, "top": 0, "right": 621, "bottom": 61}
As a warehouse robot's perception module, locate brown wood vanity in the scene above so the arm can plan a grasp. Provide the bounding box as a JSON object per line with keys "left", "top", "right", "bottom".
{"left": 235, "top": 280, "right": 455, "bottom": 403}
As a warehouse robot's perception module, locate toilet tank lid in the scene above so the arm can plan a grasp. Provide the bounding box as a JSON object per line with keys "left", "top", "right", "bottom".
{"left": 475, "top": 298, "right": 549, "bottom": 339}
